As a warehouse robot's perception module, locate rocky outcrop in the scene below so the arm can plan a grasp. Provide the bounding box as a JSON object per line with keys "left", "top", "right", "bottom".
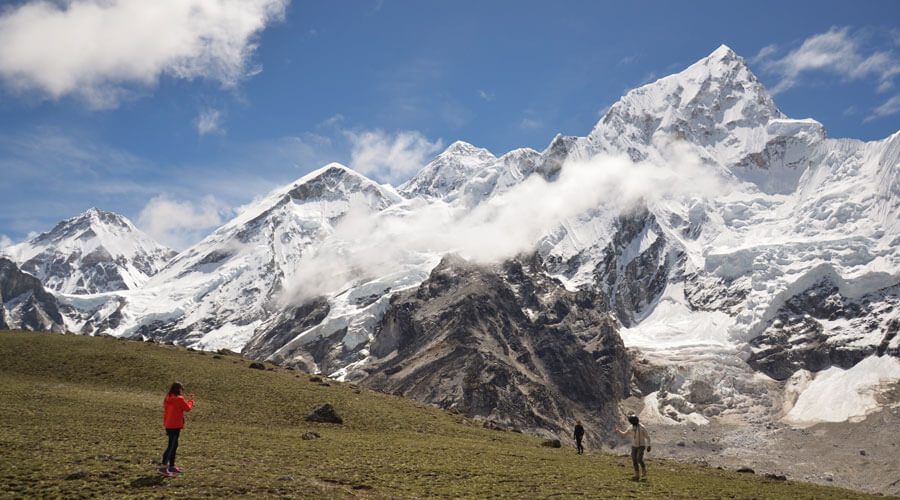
{"left": 354, "top": 253, "right": 630, "bottom": 442}
{"left": 0, "top": 257, "right": 65, "bottom": 332}
{"left": 748, "top": 278, "right": 900, "bottom": 380}
{"left": 592, "top": 207, "right": 683, "bottom": 326}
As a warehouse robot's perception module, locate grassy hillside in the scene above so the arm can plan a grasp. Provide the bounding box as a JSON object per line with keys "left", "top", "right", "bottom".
{"left": 0, "top": 330, "right": 892, "bottom": 500}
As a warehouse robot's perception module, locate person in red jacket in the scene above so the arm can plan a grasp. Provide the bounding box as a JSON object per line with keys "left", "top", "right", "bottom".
{"left": 159, "top": 381, "right": 194, "bottom": 476}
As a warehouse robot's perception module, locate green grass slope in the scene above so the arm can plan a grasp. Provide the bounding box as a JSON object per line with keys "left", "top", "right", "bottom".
{"left": 0, "top": 330, "right": 893, "bottom": 500}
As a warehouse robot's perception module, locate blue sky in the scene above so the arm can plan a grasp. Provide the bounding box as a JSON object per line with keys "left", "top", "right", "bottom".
{"left": 0, "top": 0, "right": 898, "bottom": 250}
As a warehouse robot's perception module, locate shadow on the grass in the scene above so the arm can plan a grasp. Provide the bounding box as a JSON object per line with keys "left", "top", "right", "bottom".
{"left": 129, "top": 475, "right": 166, "bottom": 488}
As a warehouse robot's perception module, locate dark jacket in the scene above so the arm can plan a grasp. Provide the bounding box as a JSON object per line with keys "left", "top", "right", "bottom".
{"left": 574, "top": 424, "right": 585, "bottom": 440}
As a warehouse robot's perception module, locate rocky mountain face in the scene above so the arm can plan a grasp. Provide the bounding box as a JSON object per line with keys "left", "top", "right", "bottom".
{"left": 261, "top": 253, "right": 629, "bottom": 440}
{"left": 0, "top": 257, "right": 64, "bottom": 332}
{"left": 2, "top": 208, "right": 175, "bottom": 295}
{"left": 9, "top": 45, "right": 900, "bottom": 439}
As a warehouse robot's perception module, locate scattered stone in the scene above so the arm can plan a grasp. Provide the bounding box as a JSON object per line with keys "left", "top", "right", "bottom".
{"left": 676, "top": 441, "right": 686, "bottom": 447}
{"left": 248, "top": 362, "right": 266, "bottom": 370}
{"left": 482, "top": 420, "right": 506, "bottom": 431}
{"left": 305, "top": 404, "right": 343, "bottom": 424}
{"left": 302, "top": 431, "right": 321, "bottom": 440}
{"left": 354, "top": 390, "right": 361, "bottom": 394}
{"left": 278, "top": 475, "right": 294, "bottom": 481}
{"left": 319, "top": 382, "right": 331, "bottom": 387}
{"left": 309, "top": 376, "right": 323, "bottom": 383}
{"left": 95, "top": 454, "right": 113, "bottom": 461}
{"left": 736, "top": 467, "right": 755, "bottom": 474}
{"left": 65, "top": 472, "right": 88, "bottom": 480}
{"left": 860, "top": 450, "right": 867, "bottom": 456}
{"left": 541, "top": 439, "right": 562, "bottom": 448}
{"left": 765, "top": 473, "right": 787, "bottom": 481}
{"left": 213, "top": 355, "right": 223, "bottom": 359}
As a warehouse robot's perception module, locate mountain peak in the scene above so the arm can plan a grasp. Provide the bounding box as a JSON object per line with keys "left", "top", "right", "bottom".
{"left": 3, "top": 208, "right": 173, "bottom": 294}
{"left": 590, "top": 45, "right": 783, "bottom": 160}
{"left": 400, "top": 141, "right": 496, "bottom": 199}
{"left": 709, "top": 44, "right": 738, "bottom": 61}
{"left": 442, "top": 140, "right": 491, "bottom": 157}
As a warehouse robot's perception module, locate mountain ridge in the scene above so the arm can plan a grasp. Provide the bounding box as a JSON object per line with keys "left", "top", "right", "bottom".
{"left": 5, "top": 45, "right": 900, "bottom": 445}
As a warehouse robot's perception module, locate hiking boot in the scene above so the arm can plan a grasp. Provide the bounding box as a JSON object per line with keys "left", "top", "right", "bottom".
{"left": 169, "top": 467, "right": 183, "bottom": 474}
{"left": 158, "top": 468, "right": 173, "bottom": 476}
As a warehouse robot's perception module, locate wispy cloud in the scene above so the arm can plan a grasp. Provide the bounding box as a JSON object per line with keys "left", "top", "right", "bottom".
{"left": 137, "top": 195, "right": 231, "bottom": 250}
{"left": 345, "top": 129, "right": 443, "bottom": 184}
{"left": 0, "top": 0, "right": 288, "bottom": 109}
{"left": 520, "top": 118, "right": 542, "bottom": 130}
{"left": 865, "top": 94, "right": 900, "bottom": 122}
{"left": 0, "top": 234, "right": 12, "bottom": 250}
{"left": 755, "top": 27, "right": 900, "bottom": 95}
{"left": 282, "top": 144, "right": 734, "bottom": 302}
{"left": 749, "top": 44, "right": 778, "bottom": 65}
{"left": 478, "top": 89, "right": 495, "bottom": 102}
{"left": 195, "top": 108, "right": 225, "bottom": 136}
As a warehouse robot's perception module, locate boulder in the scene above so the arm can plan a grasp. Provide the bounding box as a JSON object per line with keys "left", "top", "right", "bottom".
{"left": 304, "top": 404, "right": 343, "bottom": 424}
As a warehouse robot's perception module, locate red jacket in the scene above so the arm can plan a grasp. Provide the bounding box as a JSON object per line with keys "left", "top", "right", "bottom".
{"left": 164, "top": 394, "right": 193, "bottom": 429}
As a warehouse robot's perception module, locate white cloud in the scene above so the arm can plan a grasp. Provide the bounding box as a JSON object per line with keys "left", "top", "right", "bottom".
{"left": 317, "top": 114, "right": 345, "bottom": 129}
{"left": 520, "top": 118, "right": 542, "bottom": 130}
{"left": 0, "top": 0, "right": 288, "bottom": 108}
{"left": 137, "top": 195, "right": 231, "bottom": 250}
{"left": 195, "top": 108, "right": 225, "bottom": 136}
{"left": 749, "top": 44, "right": 778, "bottom": 65}
{"left": 758, "top": 27, "right": 900, "bottom": 95}
{"left": 865, "top": 94, "right": 900, "bottom": 122}
{"left": 0, "top": 234, "right": 13, "bottom": 250}
{"left": 345, "top": 129, "right": 443, "bottom": 184}
{"left": 478, "top": 89, "right": 495, "bottom": 102}
{"left": 282, "top": 145, "right": 733, "bottom": 302}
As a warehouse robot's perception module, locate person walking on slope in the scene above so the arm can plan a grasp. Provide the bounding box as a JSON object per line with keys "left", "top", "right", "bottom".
{"left": 615, "top": 414, "right": 651, "bottom": 480}
{"left": 574, "top": 420, "right": 585, "bottom": 455}
{"left": 160, "top": 382, "right": 194, "bottom": 476}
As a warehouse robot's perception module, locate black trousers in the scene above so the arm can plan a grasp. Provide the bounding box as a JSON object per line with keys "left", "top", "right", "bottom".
{"left": 575, "top": 436, "right": 584, "bottom": 454}
{"left": 162, "top": 428, "right": 181, "bottom": 467}
{"left": 631, "top": 446, "right": 646, "bottom": 473}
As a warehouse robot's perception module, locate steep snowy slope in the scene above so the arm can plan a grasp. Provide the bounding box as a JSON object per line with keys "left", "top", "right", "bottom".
{"left": 2, "top": 208, "right": 175, "bottom": 294}
{"left": 60, "top": 163, "right": 411, "bottom": 351}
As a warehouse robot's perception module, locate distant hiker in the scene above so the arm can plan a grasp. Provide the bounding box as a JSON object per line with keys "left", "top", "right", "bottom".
{"left": 615, "top": 414, "right": 651, "bottom": 480}
{"left": 160, "top": 382, "right": 194, "bottom": 476}
{"left": 574, "top": 420, "right": 585, "bottom": 455}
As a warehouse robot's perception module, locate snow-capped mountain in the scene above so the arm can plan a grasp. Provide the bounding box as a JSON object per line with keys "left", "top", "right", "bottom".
{"left": 2, "top": 208, "right": 175, "bottom": 294}
{"left": 16, "top": 46, "right": 900, "bottom": 439}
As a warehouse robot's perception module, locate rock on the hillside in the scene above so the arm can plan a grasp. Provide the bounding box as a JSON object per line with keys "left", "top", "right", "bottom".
{"left": 304, "top": 404, "right": 343, "bottom": 424}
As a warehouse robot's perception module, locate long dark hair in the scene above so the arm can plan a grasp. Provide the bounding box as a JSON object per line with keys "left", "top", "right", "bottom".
{"left": 627, "top": 415, "right": 639, "bottom": 426}
{"left": 165, "top": 382, "right": 184, "bottom": 402}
